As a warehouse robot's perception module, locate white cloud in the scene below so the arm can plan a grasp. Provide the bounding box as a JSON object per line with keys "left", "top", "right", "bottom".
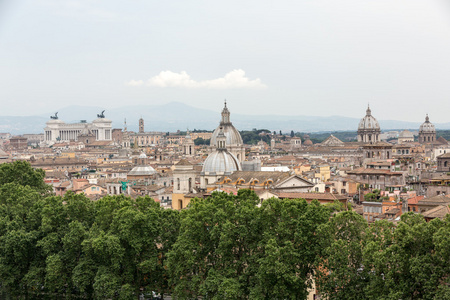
{"left": 128, "top": 69, "right": 267, "bottom": 89}
{"left": 126, "top": 79, "right": 144, "bottom": 86}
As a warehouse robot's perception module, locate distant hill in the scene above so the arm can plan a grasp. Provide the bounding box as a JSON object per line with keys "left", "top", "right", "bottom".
{"left": 1, "top": 102, "right": 450, "bottom": 135}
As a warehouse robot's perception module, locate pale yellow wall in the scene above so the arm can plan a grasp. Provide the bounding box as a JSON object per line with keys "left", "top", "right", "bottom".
{"left": 172, "top": 193, "right": 191, "bottom": 210}
{"left": 315, "top": 165, "right": 330, "bottom": 182}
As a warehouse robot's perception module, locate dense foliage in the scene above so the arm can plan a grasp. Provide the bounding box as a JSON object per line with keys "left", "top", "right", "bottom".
{"left": 0, "top": 161, "right": 449, "bottom": 299}
{"left": 193, "top": 137, "right": 210, "bottom": 146}
{"left": 436, "top": 130, "right": 450, "bottom": 141}
{"left": 240, "top": 129, "right": 271, "bottom": 145}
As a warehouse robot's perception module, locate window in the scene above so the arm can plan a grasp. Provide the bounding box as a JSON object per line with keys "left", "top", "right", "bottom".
{"left": 315, "top": 187, "right": 319, "bottom": 192}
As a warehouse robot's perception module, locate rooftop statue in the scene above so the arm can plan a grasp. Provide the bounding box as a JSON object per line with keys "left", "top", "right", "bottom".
{"left": 97, "top": 110, "right": 105, "bottom": 118}
{"left": 50, "top": 112, "right": 58, "bottom": 120}
{"left": 119, "top": 180, "right": 129, "bottom": 194}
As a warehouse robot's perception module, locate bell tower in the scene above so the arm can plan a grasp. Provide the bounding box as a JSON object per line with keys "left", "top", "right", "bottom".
{"left": 139, "top": 117, "right": 144, "bottom": 133}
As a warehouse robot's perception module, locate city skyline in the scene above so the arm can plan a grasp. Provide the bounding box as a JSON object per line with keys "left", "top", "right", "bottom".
{"left": 1, "top": 0, "right": 450, "bottom": 121}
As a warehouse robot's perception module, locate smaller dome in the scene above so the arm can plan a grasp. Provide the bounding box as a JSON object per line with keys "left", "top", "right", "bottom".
{"left": 139, "top": 152, "right": 147, "bottom": 159}
{"left": 201, "top": 150, "right": 241, "bottom": 175}
{"left": 358, "top": 106, "right": 380, "bottom": 130}
{"left": 419, "top": 114, "right": 436, "bottom": 133}
{"left": 128, "top": 165, "right": 156, "bottom": 176}
{"left": 304, "top": 139, "right": 313, "bottom": 146}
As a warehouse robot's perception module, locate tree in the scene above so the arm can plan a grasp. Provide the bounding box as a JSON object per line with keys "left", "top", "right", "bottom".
{"left": 0, "top": 183, "right": 44, "bottom": 296}
{"left": 194, "top": 137, "right": 210, "bottom": 145}
{"left": 75, "top": 195, "right": 176, "bottom": 299}
{"left": 366, "top": 213, "right": 447, "bottom": 299}
{"left": 168, "top": 192, "right": 331, "bottom": 299}
{"left": 0, "top": 160, "right": 52, "bottom": 194}
{"left": 364, "top": 189, "right": 381, "bottom": 202}
{"left": 315, "top": 211, "right": 369, "bottom": 300}
{"left": 290, "top": 130, "right": 295, "bottom": 137}
{"left": 253, "top": 198, "right": 330, "bottom": 299}
{"left": 167, "top": 190, "right": 263, "bottom": 299}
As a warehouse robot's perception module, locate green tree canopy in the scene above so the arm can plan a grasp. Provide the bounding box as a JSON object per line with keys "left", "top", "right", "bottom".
{"left": 0, "top": 160, "right": 52, "bottom": 194}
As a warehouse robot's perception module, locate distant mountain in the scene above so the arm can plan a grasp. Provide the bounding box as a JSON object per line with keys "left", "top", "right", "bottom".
{"left": 1, "top": 102, "right": 449, "bottom": 135}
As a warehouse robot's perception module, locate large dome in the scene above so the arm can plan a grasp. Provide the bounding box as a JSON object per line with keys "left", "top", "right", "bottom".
{"left": 210, "top": 125, "right": 243, "bottom": 146}
{"left": 201, "top": 150, "right": 241, "bottom": 175}
{"left": 210, "top": 102, "right": 243, "bottom": 146}
{"left": 419, "top": 115, "right": 435, "bottom": 133}
{"left": 358, "top": 106, "right": 380, "bottom": 130}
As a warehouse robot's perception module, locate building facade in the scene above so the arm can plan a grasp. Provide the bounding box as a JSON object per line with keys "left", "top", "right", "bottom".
{"left": 44, "top": 114, "right": 112, "bottom": 145}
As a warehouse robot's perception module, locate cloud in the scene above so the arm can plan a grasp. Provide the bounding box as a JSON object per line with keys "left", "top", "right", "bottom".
{"left": 127, "top": 69, "right": 267, "bottom": 89}
{"left": 126, "top": 79, "right": 144, "bottom": 86}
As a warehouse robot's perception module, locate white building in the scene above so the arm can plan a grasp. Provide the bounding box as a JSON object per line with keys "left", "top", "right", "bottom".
{"left": 44, "top": 113, "right": 112, "bottom": 145}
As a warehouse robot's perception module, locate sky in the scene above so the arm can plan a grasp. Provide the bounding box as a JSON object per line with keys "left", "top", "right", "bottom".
{"left": 1, "top": 0, "right": 450, "bottom": 122}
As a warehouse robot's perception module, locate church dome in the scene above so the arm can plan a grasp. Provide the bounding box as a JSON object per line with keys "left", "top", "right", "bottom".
{"left": 304, "top": 139, "right": 313, "bottom": 146}
{"left": 138, "top": 152, "right": 147, "bottom": 159}
{"left": 419, "top": 115, "right": 435, "bottom": 133}
{"left": 210, "top": 125, "right": 243, "bottom": 146}
{"left": 201, "top": 150, "right": 241, "bottom": 175}
{"left": 358, "top": 106, "right": 380, "bottom": 130}
{"left": 210, "top": 102, "right": 243, "bottom": 146}
{"left": 128, "top": 165, "right": 156, "bottom": 176}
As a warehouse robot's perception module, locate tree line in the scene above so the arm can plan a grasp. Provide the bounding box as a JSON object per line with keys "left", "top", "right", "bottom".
{"left": 0, "top": 161, "right": 449, "bottom": 299}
